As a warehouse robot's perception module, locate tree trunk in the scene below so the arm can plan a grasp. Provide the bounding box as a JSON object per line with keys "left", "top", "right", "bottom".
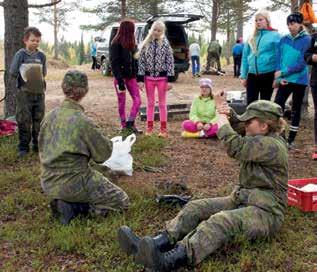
{"left": 226, "top": 9, "right": 231, "bottom": 65}
{"left": 3, "top": 0, "right": 29, "bottom": 118}
{"left": 53, "top": 0, "right": 58, "bottom": 59}
{"left": 121, "top": 0, "right": 126, "bottom": 18}
{"left": 211, "top": 0, "right": 219, "bottom": 41}
{"left": 236, "top": 0, "right": 243, "bottom": 40}
{"left": 291, "top": 0, "right": 298, "bottom": 11}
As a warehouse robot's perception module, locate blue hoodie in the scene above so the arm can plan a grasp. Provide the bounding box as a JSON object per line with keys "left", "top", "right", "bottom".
{"left": 240, "top": 29, "right": 281, "bottom": 79}
{"left": 276, "top": 30, "right": 311, "bottom": 86}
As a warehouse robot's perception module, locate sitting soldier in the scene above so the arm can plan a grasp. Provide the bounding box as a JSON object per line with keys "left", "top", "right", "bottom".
{"left": 39, "top": 70, "right": 129, "bottom": 225}
{"left": 118, "top": 96, "right": 288, "bottom": 271}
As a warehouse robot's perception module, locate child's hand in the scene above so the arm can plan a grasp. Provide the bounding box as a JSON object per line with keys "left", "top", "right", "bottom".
{"left": 274, "top": 71, "right": 281, "bottom": 79}
{"left": 280, "top": 79, "right": 288, "bottom": 85}
{"left": 203, "top": 123, "right": 211, "bottom": 130}
{"left": 196, "top": 122, "right": 204, "bottom": 130}
{"left": 167, "top": 83, "right": 173, "bottom": 91}
{"left": 138, "top": 82, "right": 144, "bottom": 91}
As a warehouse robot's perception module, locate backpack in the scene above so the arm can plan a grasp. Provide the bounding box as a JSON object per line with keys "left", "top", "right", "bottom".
{"left": 208, "top": 41, "right": 221, "bottom": 54}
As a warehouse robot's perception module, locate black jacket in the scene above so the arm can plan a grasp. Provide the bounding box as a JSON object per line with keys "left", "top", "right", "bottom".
{"left": 110, "top": 42, "right": 138, "bottom": 90}
{"left": 304, "top": 33, "right": 317, "bottom": 87}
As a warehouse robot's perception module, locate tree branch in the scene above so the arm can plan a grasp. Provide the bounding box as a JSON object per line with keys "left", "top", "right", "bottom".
{"left": 0, "top": 2, "right": 4, "bottom": 7}
{"left": 28, "top": 0, "right": 61, "bottom": 8}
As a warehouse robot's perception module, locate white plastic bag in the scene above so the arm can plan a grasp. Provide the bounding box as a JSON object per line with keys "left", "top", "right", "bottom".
{"left": 102, "top": 133, "right": 136, "bottom": 176}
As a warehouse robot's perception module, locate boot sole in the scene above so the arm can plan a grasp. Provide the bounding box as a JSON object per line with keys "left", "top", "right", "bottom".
{"left": 135, "top": 236, "right": 159, "bottom": 269}
{"left": 118, "top": 226, "right": 138, "bottom": 256}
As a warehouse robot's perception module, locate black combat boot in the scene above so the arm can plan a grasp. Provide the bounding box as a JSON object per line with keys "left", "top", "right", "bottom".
{"left": 50, "top": 199, "right": 89, "bottom": 225}
{"left": 118, "top": 226, "right": 172, "bottom": 256}
{"left": 126, "top": 120, "right": 142, "bottom": 134}
{"left": 136, "top": 237, "right": 188, "bottom": 271}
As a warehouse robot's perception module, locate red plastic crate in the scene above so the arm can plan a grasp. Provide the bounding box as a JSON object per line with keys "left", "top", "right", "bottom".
{"left": 288, "top": 178, "right": 317, "bottom": 212}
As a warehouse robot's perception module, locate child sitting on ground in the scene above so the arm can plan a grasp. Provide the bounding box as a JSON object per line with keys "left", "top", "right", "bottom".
{"left": 182, "top": 78, "right": 218, "bottom": 138}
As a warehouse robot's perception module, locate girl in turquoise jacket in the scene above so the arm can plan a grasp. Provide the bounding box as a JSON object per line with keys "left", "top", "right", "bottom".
{"left": 182, "top": 78, "right": 218, "bottom": 138}
{"left": 240, "top": 9, "right": 281, "bottom": 105}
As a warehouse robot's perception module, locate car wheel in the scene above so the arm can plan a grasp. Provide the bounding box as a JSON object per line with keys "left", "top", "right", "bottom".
{"left": 101, "top": 59, "right": 111, "bottom": 76}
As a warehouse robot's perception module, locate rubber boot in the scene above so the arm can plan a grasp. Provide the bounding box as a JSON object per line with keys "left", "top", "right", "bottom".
{"left": 118, "top": 226, "right": 172, "bottom": 256}
{"left": 158, "top": 121, "right": 168, "bottom": 138}
{"left": 146, "top": 121, "right": 154, "bottom": 136}
{"left": 136, "top": 237, "right": 187, "bottom": 271}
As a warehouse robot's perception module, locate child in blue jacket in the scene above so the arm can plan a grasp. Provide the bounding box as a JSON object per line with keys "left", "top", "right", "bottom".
{"left": 274, "top": 12, "right": 311, "bottom": 149}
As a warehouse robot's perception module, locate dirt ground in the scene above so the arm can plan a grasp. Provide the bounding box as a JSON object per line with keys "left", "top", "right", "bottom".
{"left": 1, "top": 64, "right": 317, "bottom": 196}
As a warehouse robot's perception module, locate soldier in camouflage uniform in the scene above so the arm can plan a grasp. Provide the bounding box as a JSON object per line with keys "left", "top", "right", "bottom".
{"left": 206, "top": 40, "right": 222, "bottom": 73}
{"left": 118, "top": 98, "right": 288, "bottom": 271}
{"left": 39, "top": 70, "right": 129, "bottom": 224}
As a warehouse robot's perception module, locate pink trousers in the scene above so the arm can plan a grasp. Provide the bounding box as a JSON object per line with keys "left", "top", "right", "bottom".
{"left": 182, "top": 120, "right": 218, "bottom": 137}
{"left": 145, "top": 76, "right": 168, "bottom": 122}
{"left": 114, "top": 78, "right": 141, "bottom": 128}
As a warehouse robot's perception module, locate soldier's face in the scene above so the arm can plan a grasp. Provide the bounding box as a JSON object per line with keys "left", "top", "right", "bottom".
{"left": 24, "top": 34, "right": 41, "bottom": 52}
{"left": 245, "top": 118, "right": 268, "bottom": 136}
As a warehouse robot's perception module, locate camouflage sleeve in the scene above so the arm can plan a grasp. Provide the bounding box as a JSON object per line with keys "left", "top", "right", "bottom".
{"left": 217, "top": 124, "right": 280, "bottom": 163}
{"left": 81, "top": 116, "right": 113, "bottom": 163}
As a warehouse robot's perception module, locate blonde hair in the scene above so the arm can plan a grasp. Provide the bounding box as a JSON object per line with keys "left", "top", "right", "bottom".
{"left": 138, "top": 20, "right": 166, "bottom": 53}
{"left": 248, "top": 9, "right": 272, "bottom": 53}
{"left": 258, "top": 117, "right": 287, "bottom": 135}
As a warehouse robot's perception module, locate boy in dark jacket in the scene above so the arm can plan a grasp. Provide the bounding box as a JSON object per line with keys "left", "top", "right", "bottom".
{"left": 10, "top": 27, "right": 46, "bottom": 157}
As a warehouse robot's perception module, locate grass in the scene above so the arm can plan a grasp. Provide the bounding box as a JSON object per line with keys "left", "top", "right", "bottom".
{"left": 0, "top": 133, "right": 317, "bottom": 271}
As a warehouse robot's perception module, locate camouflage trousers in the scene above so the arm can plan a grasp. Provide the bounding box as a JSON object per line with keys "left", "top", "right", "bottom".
{"left": 42, "top": 169, "right": 130, "bottom": 215}
{"left": 16, "top": 90, "right": 45, "bottom": 152}
{"left": 206, "top": 52, "right": 221, "bottom": 72}
{"left": 165, "top": 191, "right": 284, "bottom": 265}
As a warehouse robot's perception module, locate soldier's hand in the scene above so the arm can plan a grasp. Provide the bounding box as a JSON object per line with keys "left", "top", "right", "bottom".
{"left": 217, "top": 102, "right": 231, "bottom": 116}
{"left": 213, "top": 89, "right": 226, "bottom": 108}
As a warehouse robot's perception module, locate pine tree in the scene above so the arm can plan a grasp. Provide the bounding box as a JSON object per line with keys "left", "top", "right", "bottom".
{"left": 78, "top": 32, "right": 85, "bottom": 65}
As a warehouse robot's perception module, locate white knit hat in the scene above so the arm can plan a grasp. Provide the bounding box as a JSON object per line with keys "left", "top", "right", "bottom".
{"left": 199, "top": 78, "right": 212, "bottom": 89}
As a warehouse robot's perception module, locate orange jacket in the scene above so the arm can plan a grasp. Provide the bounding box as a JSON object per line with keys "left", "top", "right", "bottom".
{"left": 301, "top": 2, "right": 317, "bottom": 24}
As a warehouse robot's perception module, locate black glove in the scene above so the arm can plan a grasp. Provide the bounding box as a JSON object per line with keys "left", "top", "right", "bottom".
{"left": 155, "top": 194, "right": 192, "bottom": 207}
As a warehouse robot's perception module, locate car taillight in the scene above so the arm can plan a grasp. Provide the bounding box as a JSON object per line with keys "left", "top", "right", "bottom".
{"left": 184, "top": 48, "right": 189, "bottom": 60}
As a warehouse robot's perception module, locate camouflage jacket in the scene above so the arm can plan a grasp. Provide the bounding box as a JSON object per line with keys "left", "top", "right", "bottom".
{"left": 217, "top": 124, "right": 288, "bottom": 215}
{"left": 39, "top": 99, "right": 112, "bottom": 193}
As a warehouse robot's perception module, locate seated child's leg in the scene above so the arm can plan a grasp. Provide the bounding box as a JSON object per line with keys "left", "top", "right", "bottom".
{"left": 182, "top": 120, "right": 198, "bottom": 133}
{"left": 204, "top": 123, "right": 219, "bottom": 137}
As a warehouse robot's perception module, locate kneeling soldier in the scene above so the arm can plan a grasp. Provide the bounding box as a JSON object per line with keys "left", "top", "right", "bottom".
{"left": 39, "top": 70, "right": 130, "bottom": 224}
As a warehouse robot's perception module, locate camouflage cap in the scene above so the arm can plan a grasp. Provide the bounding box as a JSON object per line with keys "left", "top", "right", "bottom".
{"left": 237, "top": 100, "right": 283, "bottom": 122}
{"left": 62, "top": 70, "right": 88, "bottom": 89}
